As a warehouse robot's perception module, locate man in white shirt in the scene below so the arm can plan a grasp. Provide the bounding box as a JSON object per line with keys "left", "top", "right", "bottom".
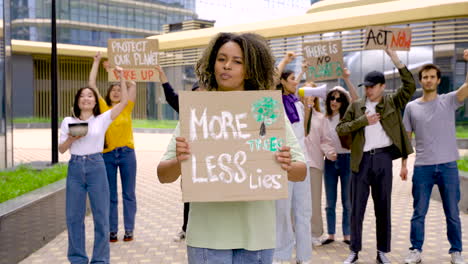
{"left": 336, "top": 49, "right": 416, "bottom": 264}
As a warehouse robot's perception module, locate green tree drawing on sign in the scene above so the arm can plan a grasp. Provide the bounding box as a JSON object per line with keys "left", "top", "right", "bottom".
{"left": 251, "top": 97, "right": 281, "bottom": 137}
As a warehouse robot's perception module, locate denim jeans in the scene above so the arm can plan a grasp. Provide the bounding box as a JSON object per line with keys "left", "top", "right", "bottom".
{"left": 410, "top": 161, "right": 462, "bottom": 253}
{"left": 274, "top": 167, "right": 312, "bottom": 262}
{"left": 66, "top": 153, "right": 110, "bottom": 264}
{"left": 187, "top": 246, "right": 274, "bottom": 264}
{"left": 103, "top": 146, "right": 137, "bottom": 233}
{"left": 324, "top": 153, "right": 351, "bottom": 236}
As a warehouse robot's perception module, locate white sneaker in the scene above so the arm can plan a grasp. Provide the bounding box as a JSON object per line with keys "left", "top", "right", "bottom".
{"left": 451, "top": 252, "right": 466, "bottom": 264}
{"left": 311, "top": 236, "right": 322, "bottom": 247}
{"left": 272, "top": 260, "right": 290, "bottom": 264}
{"left": 173, "top": 230, "right": 185, "bottom": 242}
{"left": 343, "top": 251, "right": 358, "bottom": 264}
{"left": 376, "top": 251, "right": 391, "bottom": 264}
{"left": 404, "top": 249, "right": 421, "bottom": 264}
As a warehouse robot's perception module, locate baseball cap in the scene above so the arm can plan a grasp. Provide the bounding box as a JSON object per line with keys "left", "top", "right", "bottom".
{"left": 358, "top": 71, "right": 385, "bottom": 87}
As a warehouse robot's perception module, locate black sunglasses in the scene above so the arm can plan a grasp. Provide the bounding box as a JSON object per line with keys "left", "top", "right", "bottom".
{"left": 330, "top": 96, "right": 344, "bottom": 103}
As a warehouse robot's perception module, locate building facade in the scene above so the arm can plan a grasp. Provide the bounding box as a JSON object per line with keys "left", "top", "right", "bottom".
{"left": 11, "top": 0, "right": 197, "bottom": 47}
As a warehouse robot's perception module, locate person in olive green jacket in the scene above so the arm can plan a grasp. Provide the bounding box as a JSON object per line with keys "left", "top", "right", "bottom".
{"left": 336, "top": 48, "right": 416, "bottom": 264}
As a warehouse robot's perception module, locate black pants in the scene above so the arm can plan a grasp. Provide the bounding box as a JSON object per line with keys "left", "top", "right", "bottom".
{"left": 182, "top": 202, "right": 190, "bottom": 232}
{"left": 350, "top": 150, "right": 393, "bottom": 253}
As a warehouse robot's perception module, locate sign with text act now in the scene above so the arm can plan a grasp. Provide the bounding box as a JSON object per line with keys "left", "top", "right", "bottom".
{"left": 107, "top": 38, "right": 159, "bottom": 82}
{"left": 179, "top": 90, "right": 288, "bottom": 202}
{"left": 303, "top": 40, "right": 344, "bottom": 81}
{"left": 364, "top": 26, "right": 412, "bottom": 51}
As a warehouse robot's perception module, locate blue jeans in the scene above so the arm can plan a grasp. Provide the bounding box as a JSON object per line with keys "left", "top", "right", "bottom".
{"left": 187, "top": 246, "right": 274, "bottom": 264}
{"left": 324, "top": 153, "right": 351, "bottom": 236}
{"left": 410, "top": 161, "right": 462, "bottom": 253}
{"left": 274, "top": 167, "right": 312, "bottom": 262}
{"left": 103, "top": 146, "right": 137, "bottom": 233}
{"left": 66, "top": 153, "right": 110, "bottom": 264}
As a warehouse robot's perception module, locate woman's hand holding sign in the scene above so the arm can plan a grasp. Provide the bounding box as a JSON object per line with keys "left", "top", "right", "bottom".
{"left": 276, "top": 146, "right": 307, "bottom": 182}
{"left": 276, "top": 146, "right": 292, "bottom": 171}
{"left": 175, "top": 137, "right": 191, "bottom": 163}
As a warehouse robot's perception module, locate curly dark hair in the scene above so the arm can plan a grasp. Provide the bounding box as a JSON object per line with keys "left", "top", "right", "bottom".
{"left": 325, "top": 89, "right": 350, "bottom": 119}
{"left": 73, "top": 87, "right": 101, "bottom": 119}
{"left": 195, "top": 32, "right": 276, "bottom": 91}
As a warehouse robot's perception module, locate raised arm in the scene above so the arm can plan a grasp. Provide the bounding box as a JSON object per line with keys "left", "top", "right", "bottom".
{"left": 156, "top": 65, "right": 180, "bottom": 112}
{"left": 386, "top": 48, "right": 416, "bottom": 109}
{"left": 110, "top": 67, "right": 128, "bottom": 120}
{"left": 275, "top": 52, "right": 296, "bottom": 84}
{"left": 342, "top": 68, "right": 359, "bottom": 102}
{"left": 456, "top": 49, "right": 468, "bottom": 102}
{"left": 88, "top": 52, "right": 103, "bottom": 98}
{"left": 127, "top": 80, "right": 137, "bottom": 102}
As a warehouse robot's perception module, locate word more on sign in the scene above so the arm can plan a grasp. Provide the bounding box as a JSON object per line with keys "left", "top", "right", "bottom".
{"left": 107, "top": 38, "right": 159, "bottom": 82}
{"left": 179, "top": 90, "right": 288, "bottom": 202}
{"left": 303, "top": 40, "right": 344, "bottom": 81}
{"left": 364, "top": 26, "right": 412, "bottom": 51}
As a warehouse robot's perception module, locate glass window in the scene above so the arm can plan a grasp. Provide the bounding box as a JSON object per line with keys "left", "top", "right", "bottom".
{"left": 58, "top": 0, "right": 70, "bottom": 20}
{"left": 135, "top": 8, "right": 144, "bottom": 25}
{"left": 98, "top": 4, "right": 107, "bottom": 25}
{"left": 127, "top": 8, "right": 135, "bottom": 28}
{"left": 88, "top": 2, "right": 98, "bottom": 24}
{"left": 117, "top": 6, "right": 126, "bottom": 27}
{"left": 108, "top": 5, "right": 117, "bottom": 26}
{"left": 70, "top": 0, "right": 80, "bottom": 21}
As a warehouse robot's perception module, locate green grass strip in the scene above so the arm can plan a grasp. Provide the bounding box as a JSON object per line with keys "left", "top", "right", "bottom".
{"left": 131, "top": 119, "right": 178, "bottom": 129}
{"left": 458, "top": 156, "right": 468, "bottom": 172}
{"left": 0, "top": 164, "right": 68, "bottom": 203}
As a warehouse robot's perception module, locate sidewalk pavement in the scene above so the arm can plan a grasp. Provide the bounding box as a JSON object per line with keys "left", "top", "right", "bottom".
{"left": 13, "top": 129, "right": 468, "bottom": 264}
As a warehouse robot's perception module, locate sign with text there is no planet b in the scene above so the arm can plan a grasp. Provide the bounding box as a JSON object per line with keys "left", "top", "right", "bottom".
{"left": 179, "top": 90, "right": 288, "bottom": 202}
{"left": 303, "top": 40, "right": 344, "bottom": 81}
{"left": 107, "top": 38, "right": 159, "bottom": 82}
{"left": 364, "top": 26, "right": 412, "bottom": 51}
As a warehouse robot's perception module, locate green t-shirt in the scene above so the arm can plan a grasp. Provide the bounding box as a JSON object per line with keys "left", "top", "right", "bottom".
{"left": 161, "top": 120, "right": 305, "bottom": 250}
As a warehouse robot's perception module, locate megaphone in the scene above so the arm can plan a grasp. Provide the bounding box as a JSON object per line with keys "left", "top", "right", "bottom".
{"left": 298, "top": 84, "right": 327, "bottom": 99}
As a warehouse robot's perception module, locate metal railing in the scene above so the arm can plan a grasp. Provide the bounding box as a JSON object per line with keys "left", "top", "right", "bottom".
{"left": 33, "top": 55, "right": 147, "bottom": 119}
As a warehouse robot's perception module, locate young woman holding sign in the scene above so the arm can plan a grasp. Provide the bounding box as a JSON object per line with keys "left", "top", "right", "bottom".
{"left": 89, "top": 52, "right": 138, "bottom": 243}
{"left": 59, "top": 67, "right": 128, "bottom": 264}
{"left": 157, "top": 32, "right": 307, "bottom": 264}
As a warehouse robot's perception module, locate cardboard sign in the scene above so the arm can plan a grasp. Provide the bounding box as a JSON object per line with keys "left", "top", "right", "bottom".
{"left": 364, "top": 26, "right": 412, "bottom": 51}
{"left": 303, "top": 40, "right": 344, "bottom": 81}
{"left": 179, "top": 90, "right": 288, "bottom": 202}
{"left": 107, "top": 38, "right": 159, "bottom": 82}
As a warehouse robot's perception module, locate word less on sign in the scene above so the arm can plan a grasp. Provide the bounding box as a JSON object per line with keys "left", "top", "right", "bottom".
{"left": 303, "top": 40, "right": 344, "bottom": 82}
{"left": 179, "top": 91, "right": 287, "bottom": 202}
{"left": 107, "top": 38, "right": 160, "bottom": 82}
{"left": 364, "top": 26, "right": 412, "bottom": 51}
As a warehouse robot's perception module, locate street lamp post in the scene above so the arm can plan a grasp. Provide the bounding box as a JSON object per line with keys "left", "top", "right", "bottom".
{"left": 51, "top": 0, "right": 58, "bottom": 164}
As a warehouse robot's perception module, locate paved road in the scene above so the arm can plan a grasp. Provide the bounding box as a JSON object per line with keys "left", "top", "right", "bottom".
{"left": 13, "top": 129, "right": 468, "bottom": 264}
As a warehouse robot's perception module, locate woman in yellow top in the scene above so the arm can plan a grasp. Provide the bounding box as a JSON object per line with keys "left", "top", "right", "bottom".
{"left": 89, "top": 52, "right": 138, "bottom": 242}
